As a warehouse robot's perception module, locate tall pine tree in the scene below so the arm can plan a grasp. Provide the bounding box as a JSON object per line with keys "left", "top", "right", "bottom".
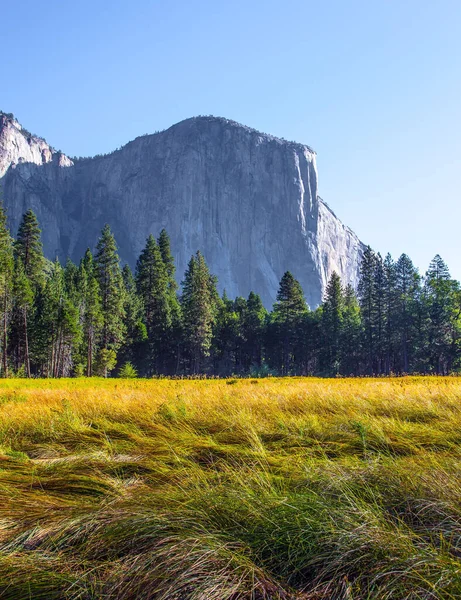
{"left": 321, "top": 272, "right": 344, "bottom": 375}
{"left": 0, "top": 201, "right": 14, "bottom": 376}
{"left": 181, "top": 251, "right": 218, "bottom": 373}
{"left": 270, "top": 271, "right": 307, "bottom": 374}
{"left": 136, "top": 235, "right": 171, "bottom": 374}
{"left": 95, "top": 225, "right": 126, "bottom": 377}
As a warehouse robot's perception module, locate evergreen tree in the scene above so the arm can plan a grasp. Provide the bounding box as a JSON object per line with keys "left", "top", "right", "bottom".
{"left": 358, "top": 246, "right": 378, "bottom": 374}
{"left": 242, "top": 291, "right": 267, "bottom": 372}
{"left": 64, "top": 258, "right": 79, "bottom": 304}
{"left": 76, "top": 249, "right": 103, "bottom": 376}
{"left": 321, "top": 272, "right": 344, "bottom": 375}
{"left": 83, "top": 269, "right": 103, "bottom": 377}
{"left": 120, "top": 264, "right": 147, "bottom": 371}
{"left": 95, "top": 225, "right": 126, "bottom": 376}
{"left": 136, "top": 235, "right": 171, "bottom": 374}
{"left": 158, "top": 229, "right": 177, "bottom": 292}
{"left": 340, "top": 285, "right": 362, "bottom": 375}
{"left": 32, "top": 261, "right": 81, "bottom": 377}
{"left": 271, "top": 271, "right": 308, "bottom": 374}
{"left": 12, "top": 258, "right": 33, "bottom": 377}
{"left": 383, "top": 253, "right": 397, "bottom": 374}
{"left": 394, "top": 254, "right": 420, "bottom": 373}
{"left": 0, "top": 201, "right": 14, "bottom": 376}
{"left": 213, "top": 292, "right": 243, "bottom": 375}
{"left": 424, "top": 255, "right": 460, "bottom": 373}
{"left": 158, "top": 229, "right": 182, "bottom": 373}
{"left": 181, "top": 251, "right": 218, "bottom": 373}
{"left": 14, "top": 209, "right": 45, "bottom": 290}
{"left": 373, "top": 254, "right": 387, "bottom": 374}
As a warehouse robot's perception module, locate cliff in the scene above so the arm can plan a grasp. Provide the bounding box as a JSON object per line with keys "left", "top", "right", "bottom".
{"left": 0, "top": 112, "right": 364, "bottom": 307}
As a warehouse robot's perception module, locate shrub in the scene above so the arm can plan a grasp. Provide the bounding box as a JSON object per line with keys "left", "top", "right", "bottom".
{"left": 118, "top": 361, "right": 138, "bottom": 379}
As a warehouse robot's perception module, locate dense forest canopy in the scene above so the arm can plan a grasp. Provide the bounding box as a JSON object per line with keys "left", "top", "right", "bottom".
{"left": 0, "top": 204, "right": 459, "bottom": 378}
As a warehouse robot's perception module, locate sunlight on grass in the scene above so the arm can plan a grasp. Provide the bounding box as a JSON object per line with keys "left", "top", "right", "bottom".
{"left": 0, "top": 377, "right": 461, "bottom": 598}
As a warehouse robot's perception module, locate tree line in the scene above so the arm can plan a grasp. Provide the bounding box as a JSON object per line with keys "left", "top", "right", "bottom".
{"left": 0, "top": 205, "right": 459, "bottom": 378}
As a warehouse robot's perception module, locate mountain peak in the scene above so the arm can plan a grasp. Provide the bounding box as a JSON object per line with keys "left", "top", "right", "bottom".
{"left": 0, "top": 111, "right": 72, "bottom": 177}
{"left": 169, "top": 115, "right": 315, "bottom": 154}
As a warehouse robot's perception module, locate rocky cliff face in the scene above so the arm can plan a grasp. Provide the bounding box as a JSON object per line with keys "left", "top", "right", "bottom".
{"left": 0, "top": 112, "right": 364, "bottom": 308}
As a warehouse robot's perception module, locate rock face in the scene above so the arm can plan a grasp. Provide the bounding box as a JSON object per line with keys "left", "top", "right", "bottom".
{"left": 0, "top": 112, "right": 364, "bottom": 308}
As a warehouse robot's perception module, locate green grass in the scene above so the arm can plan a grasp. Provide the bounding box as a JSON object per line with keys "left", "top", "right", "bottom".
{"left": 0, "top": 377, "right": 461, "bottom": 598}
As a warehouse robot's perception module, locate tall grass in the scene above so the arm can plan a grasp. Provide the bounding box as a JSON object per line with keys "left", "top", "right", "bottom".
{"left": 0, "top": 377, "right": 461, "bottom": 598}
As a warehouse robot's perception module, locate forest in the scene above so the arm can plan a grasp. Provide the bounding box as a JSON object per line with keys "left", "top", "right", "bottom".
{"left": 0, "top": 205, "right": 459, "bottom": 378}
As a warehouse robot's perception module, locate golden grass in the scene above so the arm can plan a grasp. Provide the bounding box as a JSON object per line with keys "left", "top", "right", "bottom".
{"left": 0, "top": 377, "right": 461, "bottom": 598}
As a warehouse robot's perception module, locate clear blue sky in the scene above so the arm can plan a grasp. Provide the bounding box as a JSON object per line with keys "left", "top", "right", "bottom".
{"left": 2, "top": 0, "right": 461, "bottom": 279}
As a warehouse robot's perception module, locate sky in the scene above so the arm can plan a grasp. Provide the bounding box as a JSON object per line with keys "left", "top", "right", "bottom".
{"left": 2, "top": 0, "right": 461, "bottom": 279}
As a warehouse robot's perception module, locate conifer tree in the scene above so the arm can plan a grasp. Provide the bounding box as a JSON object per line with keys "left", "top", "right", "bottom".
{"left": 340, "top": 284, "right": 362, "bottom": 375}
{"left": 64, "top": 259, "right": 79, "bottom": 304}
{"left": 383, "top": 253, "right": 397, "bottom": 374}
{"left": 120, "top": 264, "right": 147, "bottom": 371}
{"left": 158, "top": 229, "right": 177, "bottom": 292}
{"left": 358, "top": 246, "right": 378, "bottom": 374}
{"left": 394, "top": 254, "right": 420, "bottom": 373}
{"left": 321, "top": 272, "right": 344, "bottom": 374}
{"left": 158, "top": 229, "right": 182, "bottom": 373}
{"left": 79, "top": 255, "right": 103, "bottom": 377}
{"left": 242, "top": 291, "right": 267, "bottom": 371}
{"left": 213, "top": 292, "right": 243, "bottom": 375}
{"left": 95, "top": 225, "right": 126, "bottom": 376}
{"left": 181, "top": 251, "right": 218, "bottom": 373}
{"left": 0, "top": 201, "right": 14, "bottom": 376}
{"left": 33, "top": 261, "right": 81, "bottom": 377}
{"left": 12, "top": 258, "right": 33, "bottom": 377}
{"left": 424, "top": 255, "right": 460, "bottom": 373}
{"left": 14, "top": 209, "right": 45, "bottom": 290}
{"left": 271, "top": 271, "right": 307, "bottom": 374}
{"left": 373, "top": 254, "right": 387, "bottom": 374}
{"left": 136, "top": 235, "right": 171, "bottom": 374}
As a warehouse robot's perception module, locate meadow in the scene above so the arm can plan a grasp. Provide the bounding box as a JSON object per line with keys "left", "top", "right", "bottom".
{"left": 0, "top": 377, "right": 461, "bottom": 599}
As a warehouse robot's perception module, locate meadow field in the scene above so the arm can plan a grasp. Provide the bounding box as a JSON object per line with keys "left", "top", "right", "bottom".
{"left": 0, "top": 377, "right": 461, "bottom": 599}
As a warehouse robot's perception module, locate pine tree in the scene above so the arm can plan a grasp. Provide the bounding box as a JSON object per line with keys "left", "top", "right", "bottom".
{"left": 94, "top": 225, "right": 126, "bottom": 377}
{"left": 424, "top": 255, "right": 460, "bottom": 373}
{"left": 383, "top": 253, "right": 397, "bottom": 374}
{"left": 64, "top": 258, "right": 79, "bottom": 304}
{"left": 158, "top": 229, "right": 182, "bottom": 373}
{"left": 321, "top": 272, "right": 344, "bottom": 375}
{"left": 0, "top": 201, "right": 14, "bottom": 376}
{"left": 242, "top": 292, "right": 267, "bottom": 372}
{"left": 12, "top": 258, "right": 33, "bottom": 377}
{"left": 358, "top": 246, "right": 378, "bottom": 374}
{"left": 213, "top": 292, "right": 243, "bottom": 375}
{"left": 31, "top": 260, "right": 63, "bottom": 375}
{"left": 120, "top": 264, "right": 147, "bottom": 371}
{"left": 394, "top": 254, "right": 420, "bottom": 373}
{"left": 33, "top": 261, "right": 81, "bottom": 377}
{"left": 83, "top": 269, "right": 103, "bottom": 377}
{"left": 340, "top": 284, "right": 362, "bottom": 375}
{"left": 271, "top": 271, "right": 307, "bottom": 374}
{"left": 77, "top": 249, "right": 103, "bottom": 376}
{"left": 373, "top": 254, "right": 387, "bottom": 374}
{"left": 158, "top": 229, "right": 177, "bottom": 292}
{"left": 136, "top": 235, "right": 171, "bottom": 374}
{"left": 181, "top": 251, "right": 218, "bottom": 373}
{"left": 14, "top": 209, "right": 45, "bottom": 290}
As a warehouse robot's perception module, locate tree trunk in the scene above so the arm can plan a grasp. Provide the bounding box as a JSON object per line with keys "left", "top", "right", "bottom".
{"left": 3, "top": 295, "right": 8, "bottom": 378}
{"left": 87, "top": 330, "right": 92, "bottom": 377}
{"left": 24, "top": 308, "right": 31, "bottom": 378}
